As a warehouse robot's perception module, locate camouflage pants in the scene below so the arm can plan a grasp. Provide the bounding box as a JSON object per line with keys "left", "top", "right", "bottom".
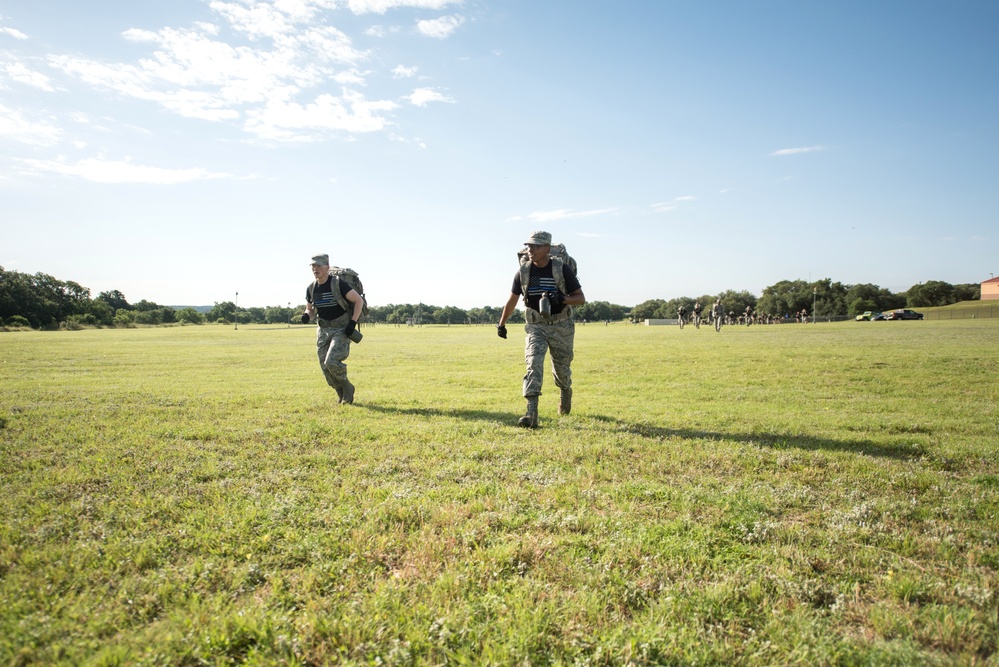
{"left": 316, "top": 313, "right": 352, "bottom": 388}
{"left": 523, "top": 319, "right": 575, "bottom": 398}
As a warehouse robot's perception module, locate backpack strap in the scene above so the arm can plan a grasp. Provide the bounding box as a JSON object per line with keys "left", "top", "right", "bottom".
{"left": 331, "top": 275, "right": 351, "bottom": 312}
{"left": 309, "top": 276, "right": 351, "bottom": 313}
{"left": 519, "top": 259, "right": 532, "bottom": 306}
{"left": 550, "top": 256, "right": 568, "bottom": 295}
{"left": 520, "top": 257, "right": 569, "bottom": 306}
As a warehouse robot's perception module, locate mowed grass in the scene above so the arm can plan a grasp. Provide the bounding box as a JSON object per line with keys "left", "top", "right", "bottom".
{"left": 1, "top": 320, "right": 997, "bottom": 666}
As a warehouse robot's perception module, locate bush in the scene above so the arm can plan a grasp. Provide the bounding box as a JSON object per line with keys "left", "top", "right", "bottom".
{"left": 64, "top": 313, "right": 99, "bottom": 330}
{"left": 4, "top": 315, "right": 32, "bottom": 328}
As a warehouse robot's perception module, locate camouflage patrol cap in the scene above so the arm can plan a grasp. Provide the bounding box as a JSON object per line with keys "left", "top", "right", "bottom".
{"left": 310, "top": 254, "right": 329, "bottom": 266}
{"left": 524, "top": 231, "right": 552, "bottom": 246}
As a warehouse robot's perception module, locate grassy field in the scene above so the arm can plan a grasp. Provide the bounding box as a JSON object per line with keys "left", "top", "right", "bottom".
{"left": 2, "top": 320, "right": 998, "bottom": 666}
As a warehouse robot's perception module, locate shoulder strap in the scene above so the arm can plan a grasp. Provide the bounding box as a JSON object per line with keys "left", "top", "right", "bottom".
{"left": 550, "top": 257, "right": 567, "bottom": 295}
{"left": 519, "top": 260, "right": 531, "bottom": 306}
{"left": 331, "top": 275, "right": 350, "bottom": 311}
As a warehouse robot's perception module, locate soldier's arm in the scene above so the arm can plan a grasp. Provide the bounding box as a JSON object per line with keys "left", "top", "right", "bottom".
{"left": 564, "top": 288, "right": 585, "bottom": 307}
{"left": 346, "top": 289, "right": 364, "bottom": 321}
{"left": 499, "top": 292, "right": 520, "bottom": 326}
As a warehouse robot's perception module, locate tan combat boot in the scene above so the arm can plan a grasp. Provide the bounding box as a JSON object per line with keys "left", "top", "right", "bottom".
{"left": 558, "top": 387, "right": 572, "bottom": 416}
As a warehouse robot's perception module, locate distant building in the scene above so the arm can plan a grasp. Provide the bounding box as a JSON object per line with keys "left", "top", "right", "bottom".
{"left": 983, "top": 277, "right": 999, "bottom": 301}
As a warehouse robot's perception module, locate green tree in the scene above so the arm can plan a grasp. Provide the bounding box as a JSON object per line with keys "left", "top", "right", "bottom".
{"left": 434, "top": 306, "right": 467, "bottom": 325}
{"left": 98, "top": 290, "right": 131, "bottom": 311}
{"left": 208, "top": 301, "right": 236, "bottom": 323}
{"left": 953, "top": 283, "right": 980, "bottom": 301}
{"left": 907, "top": 280, "right": 964, "bottom": 308}
{"left": 176, "top": 307, "right": 204, "bottom": 324}
{"left": 631, "top": 299, "right": 667, "bottom": 322}
{"left": 113, "top": 309, "right": 136, "bottom": 327}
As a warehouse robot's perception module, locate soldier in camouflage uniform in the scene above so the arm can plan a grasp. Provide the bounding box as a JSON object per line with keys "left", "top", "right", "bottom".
{"left": 497, "top": 231, "right": 586, "bottom": 428}
{"left": 304, "top": 254, "right": 365, "bottom": 404}
{"left": 711, "top": 299, "right": 724, "bottom": 332}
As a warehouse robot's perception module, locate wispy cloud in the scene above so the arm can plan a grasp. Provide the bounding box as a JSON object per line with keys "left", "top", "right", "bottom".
{"left": 18, "top": 157, "right": 232, "bottom": 184}
{"left": 406, "top": 87, "right": 453, "bottom": 106}
{"left": 5, "top": 62, "right": 55, "bottom": 91}
{"left": 392, "top": 65, "right": 418, "bottom": 78}
{"left": 651, "top": 195, "right": 695, "bottom": 213}
{"left": 346, "top": 0, "right": 462, "bottom": 15}
{"left": 770, "top": 145, "right": 824, "bottom": 156}
{"left": 0, "top": 25, "right": 29, "bottom": 40}
{"left": 0, "top": 104, "right": 61, "bottom": 146}
{"left": 416, "top": 15, "right": 464, "bottom": 39}
{"left": 521, "top": 207, "right": 619, "bottom": 223}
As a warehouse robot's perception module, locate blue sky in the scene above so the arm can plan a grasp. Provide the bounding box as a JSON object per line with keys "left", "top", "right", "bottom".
{"left": 2, "top": 0, "right": 997, "bottom": 309}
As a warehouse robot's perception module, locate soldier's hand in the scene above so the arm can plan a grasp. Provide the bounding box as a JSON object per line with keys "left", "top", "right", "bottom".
{"left": 496, "top": 324, "right": 507, "bottom": 339}
{"left": 547, "top": 291, "right": 565, "bottom": 307}
{"left": 301, "top": 313, "right": 310, "bottom": 324}
{"left": 344, "top": 319, "right": 357, "bottom": 337}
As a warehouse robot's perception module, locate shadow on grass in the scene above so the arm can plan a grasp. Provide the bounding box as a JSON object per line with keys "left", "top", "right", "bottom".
{"left": 355, "top": 403, "right": 922, "bottom": 461}
{"left": 588, "top": 414, "right": 923, "bottom": 461}
{"left": 359, "top": 402, "right": 515, "bottom": 424}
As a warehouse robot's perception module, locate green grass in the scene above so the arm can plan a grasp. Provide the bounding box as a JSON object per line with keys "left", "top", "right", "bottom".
{"left": 2, "top": 320, "right": 998, "bottom": 666}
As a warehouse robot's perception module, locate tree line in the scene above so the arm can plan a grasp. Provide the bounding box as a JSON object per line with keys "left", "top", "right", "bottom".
{"left": 631, "top": 279, "right": 981, "bottom": 322}
{"left": 0, "top": 265, "right": 981, "bottom": 330}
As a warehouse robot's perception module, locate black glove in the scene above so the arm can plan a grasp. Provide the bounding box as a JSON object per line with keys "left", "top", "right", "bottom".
{"left": 344, "top": 319, "right": 357, "bottom": 337}
{"left": 496, "top": 324, "right": 507, "bottom": 339}
{"left": 547, "top": 291, "right": 565, "bottom": 307}
{"left": 301, "top": 313, "right": 310, "bottom": 324}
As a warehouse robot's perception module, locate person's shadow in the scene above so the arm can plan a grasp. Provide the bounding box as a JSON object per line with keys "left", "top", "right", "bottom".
{"left": 357, "top": 403, "right": 922, "bottom": 461}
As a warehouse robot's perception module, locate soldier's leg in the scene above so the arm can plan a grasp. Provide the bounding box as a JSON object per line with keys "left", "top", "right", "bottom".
{"left": 522, "top": 323, "right": 548, "bottom": 399}
{"left": 321, "top": 315, "right": 354, "bottom": 403}
{"left": 548, "top": 320, "right": 575, "bottom": 415}
{"left": 316, "top": 327, "right": 340, "bottom": 393}
{"left": 520, "top": 323, "right": 547, "bottom": 427}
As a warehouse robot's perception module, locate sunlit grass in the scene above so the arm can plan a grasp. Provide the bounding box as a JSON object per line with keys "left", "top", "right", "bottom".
{"left": 2, "top": 320, "right": 997, "bottom": 665}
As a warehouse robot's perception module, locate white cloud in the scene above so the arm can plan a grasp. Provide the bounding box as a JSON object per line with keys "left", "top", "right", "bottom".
{"left": 4, "top": 62, "right": 55, "bottom": 91}
{"left": 770, "top": 145, "right": 824, "bottom": 156}
{"left": 18, "top": 157, "right": 232, "bottom": 184}
{"left": 406, "top": 87, "right": 453, "bottom": 106}
{"left": 651, "top": 195, "right": 695, "bottom": 213}
{"left": 48, "top": 2, "right": 404, "bottom": 140}
{"left": 392, "top": 64, "right": 417, "bottom": 78}
{"left": 1, "top": 25, "right": 29, "bottom": 40}
{"left": 245, "top": 88, "right": 398, "bottom": 139}
{"left": 526, "top": 207, "right": 618, "bottom": 223}
{"left": 346, "top": 0, "right": 462, "bottom": 15}
{"left": 416, "top": 14, "right": 464, "bottom": 39}
{"left": 0, "top": 104, "right": 61, "bottom": 146}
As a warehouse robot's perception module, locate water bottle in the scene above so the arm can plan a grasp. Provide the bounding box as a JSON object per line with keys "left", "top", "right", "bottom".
{"left": 539, "top": 292, "right": 551, "bottom": 316}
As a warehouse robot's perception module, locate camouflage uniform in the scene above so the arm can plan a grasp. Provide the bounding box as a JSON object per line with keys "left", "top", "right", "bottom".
{"left": 316, "top": 311, "right": 352, "bottom": 390}
{"left": 523, "top": 313, "right": 575, "bottom": 399}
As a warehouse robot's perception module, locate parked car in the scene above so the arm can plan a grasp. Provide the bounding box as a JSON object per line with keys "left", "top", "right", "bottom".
{"left": 871, "top": 312, "right": 887, "bottom": 321}
{"left": 855, "top": 311, "right": 882, "bottom": 321}
{"left": 884, "top": 309, "right": 924, "bottom": 321}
